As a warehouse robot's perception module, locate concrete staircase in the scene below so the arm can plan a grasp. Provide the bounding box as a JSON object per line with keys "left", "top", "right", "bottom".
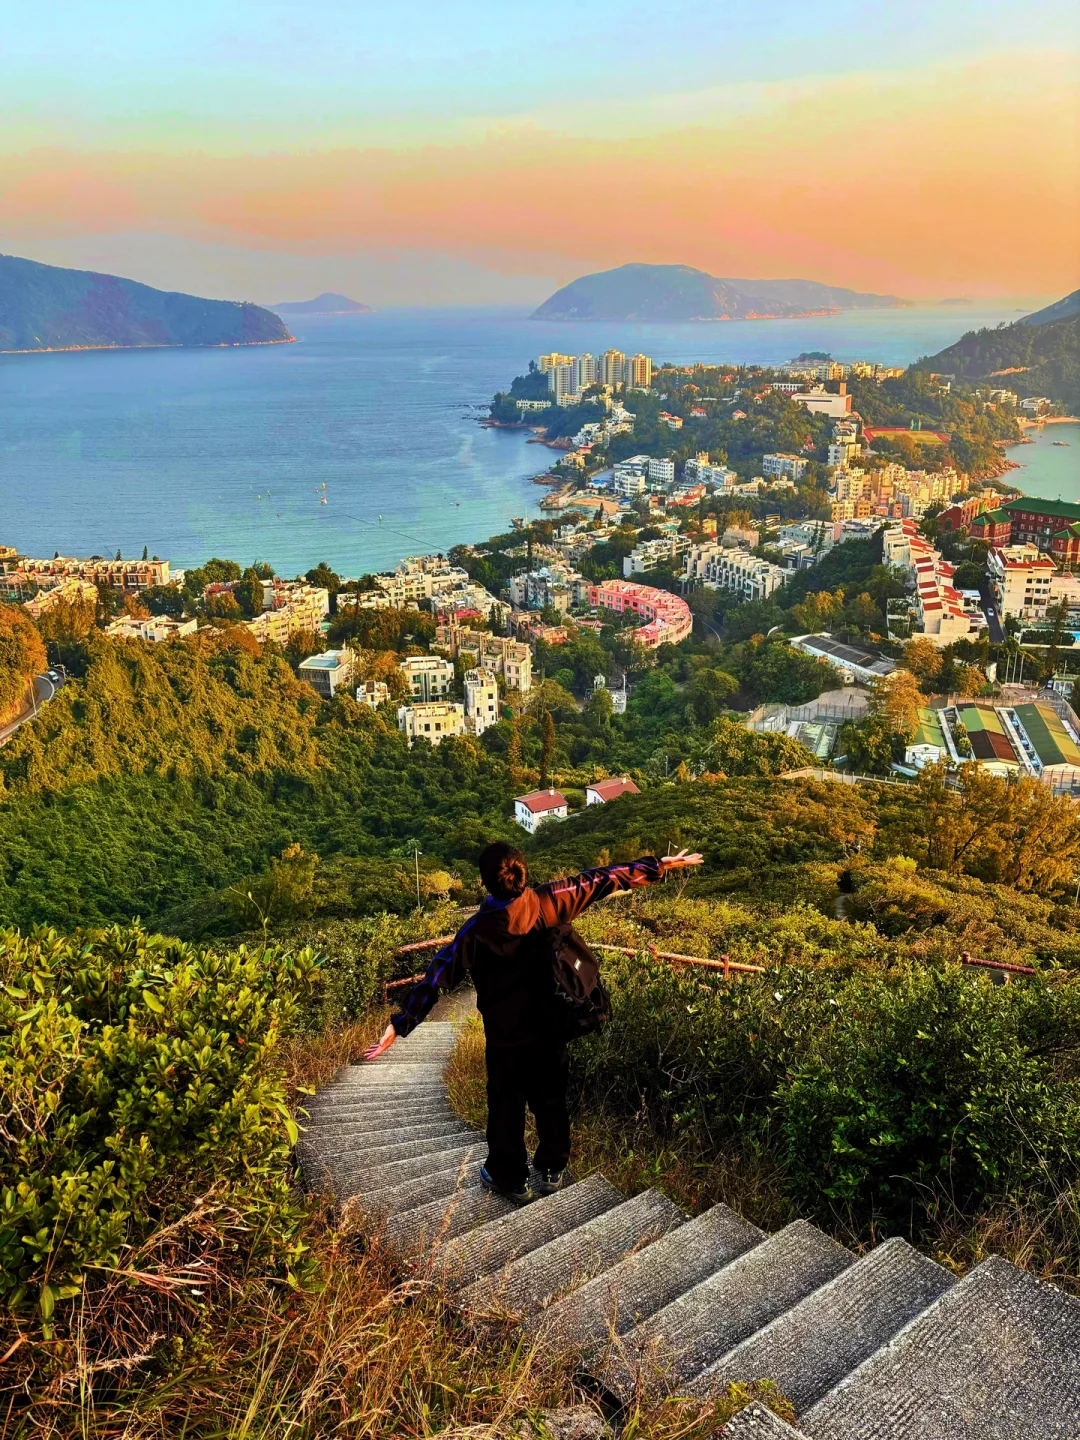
{"left": 300, "top": 1015, "right": 1080, "bottom": 1439}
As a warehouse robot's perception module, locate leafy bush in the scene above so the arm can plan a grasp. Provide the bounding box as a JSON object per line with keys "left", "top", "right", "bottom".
{"left": 571, "top": 946, "right": 1080, "bottom": 1234}
{"left": 0, "top": 924, "right": 319, "bottom": 1324}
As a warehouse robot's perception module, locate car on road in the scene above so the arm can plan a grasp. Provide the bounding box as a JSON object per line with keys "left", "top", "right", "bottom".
{"left": 986, "top": 607, "right": 995, "bottom": 617}
{"left": 47, "top": 669, "right": 59, "bottom": 681}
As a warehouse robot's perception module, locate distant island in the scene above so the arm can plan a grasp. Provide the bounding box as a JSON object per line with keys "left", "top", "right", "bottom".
{"left": 531, "top": 263, "right": 907, "bottom": 323}
{"left": 0, "top": 254, "right": 293, "bottom": 353}
{"left": 273, "top": 293, "right": 374, "bottom": 315}
{"left": 915, "top": 288, "right": 1080, "bottom": 412}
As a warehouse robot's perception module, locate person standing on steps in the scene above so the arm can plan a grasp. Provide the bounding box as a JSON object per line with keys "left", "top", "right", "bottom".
{"left": 363, "top": 843, "right": 703, "bottom": 1206}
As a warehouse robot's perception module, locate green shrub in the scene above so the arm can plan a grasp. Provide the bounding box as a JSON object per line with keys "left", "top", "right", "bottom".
{"left": 572, "top": 948, "right": 1080, "bottom": 1235}
{"left": 0, "top": 924, "right": 319, "bottom": 1324}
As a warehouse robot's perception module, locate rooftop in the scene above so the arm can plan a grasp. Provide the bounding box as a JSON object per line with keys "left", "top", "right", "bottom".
{"left": 516, "top": 788, "right": 568, "bottom": 814}
{"left": 1003, "top": 496, "right": 1080, "bottom": 521}
{"left": 1013, "top": 703, "right": 1080, "bottom": 769}
{"left": 298, "top": 650, "right": 350, "bottom": 670}
{"left": 587, "top": 776, "right": 641, "bottom": 802}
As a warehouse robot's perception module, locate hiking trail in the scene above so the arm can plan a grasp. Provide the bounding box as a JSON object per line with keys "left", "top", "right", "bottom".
{"left": 300, "top": 992, "right": 1080, "bottom": 1438}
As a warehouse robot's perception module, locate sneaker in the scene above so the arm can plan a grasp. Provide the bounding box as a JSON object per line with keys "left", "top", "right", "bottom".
{"left": 480, "top": 1164, "right": 534, "bottom": 1206}
{"left": 533, "top": 1167, "right": 569, "bottom": 1195}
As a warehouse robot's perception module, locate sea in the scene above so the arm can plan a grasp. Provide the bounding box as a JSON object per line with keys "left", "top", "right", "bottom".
{"left": 1, "top": 301, "right": 1075, "bottom": 577}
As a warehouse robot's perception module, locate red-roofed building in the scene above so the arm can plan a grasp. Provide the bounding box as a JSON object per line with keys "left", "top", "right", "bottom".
{"left": 585, "top": 776, "right": 641, "bottom": 806}
{"left": 514, "top": 788, "right": 568, "bottom": 834}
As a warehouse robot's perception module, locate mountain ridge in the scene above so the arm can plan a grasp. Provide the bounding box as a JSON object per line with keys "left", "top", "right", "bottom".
{"left": 915, "top": 290, "right": 1080, "bottom": 410}
{"left": 532, "top": 263, "right": 906, "bottom": 322}
{"left": 0, "top": 254, "right": 293, "bottom": 352}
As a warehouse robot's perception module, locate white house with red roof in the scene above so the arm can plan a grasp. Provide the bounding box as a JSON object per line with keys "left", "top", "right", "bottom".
{"left": 585, "top": 776, "right": 641, "bottom": 806}
{"left": 514, "top": 788, "right": 568, "bottom": 834}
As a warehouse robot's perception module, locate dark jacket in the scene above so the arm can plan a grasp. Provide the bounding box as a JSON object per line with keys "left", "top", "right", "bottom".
{"left": 391, "top": 857, "right": 663, "bottom": 1046}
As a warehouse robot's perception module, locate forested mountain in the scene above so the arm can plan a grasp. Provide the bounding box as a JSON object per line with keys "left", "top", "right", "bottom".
{"left": 916, "top": 297, "right": 1080, "bottom": 411}
{"left": 0, "top": 253, "right": 293, "bottom": 351}
{"left": 532, "top": 263, "right": 904, "bottom": 321}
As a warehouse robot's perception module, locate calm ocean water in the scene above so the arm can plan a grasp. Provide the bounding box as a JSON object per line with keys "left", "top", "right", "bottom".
{"left": 0, "top": 302, "right": 1063, "bottom": 576}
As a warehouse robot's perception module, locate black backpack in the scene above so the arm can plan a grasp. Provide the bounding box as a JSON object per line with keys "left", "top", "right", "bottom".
{"left": 540, "top": 921, "right": 611, "bottom": 1040}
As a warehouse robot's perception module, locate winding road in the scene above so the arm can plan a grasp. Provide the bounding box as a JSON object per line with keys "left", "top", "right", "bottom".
{"left": 0, "top": 673, "right": 60, "bottom": 747}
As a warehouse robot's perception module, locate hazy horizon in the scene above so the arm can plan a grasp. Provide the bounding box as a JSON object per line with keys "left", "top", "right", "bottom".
{"left": 2, "top": 2, "right": 1077, "bottom": 308}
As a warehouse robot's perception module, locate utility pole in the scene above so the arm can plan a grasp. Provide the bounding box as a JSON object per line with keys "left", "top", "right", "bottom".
{"left": 414, "top": 847, "right": 422, "bottom": 913}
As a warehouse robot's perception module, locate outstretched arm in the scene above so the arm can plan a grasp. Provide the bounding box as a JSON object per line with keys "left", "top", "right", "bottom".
{"left": 363, "top": 921, "right": 474, "bottom": 1059}
{"left": 537, "top": 849, "right": 703, "bottom": 926}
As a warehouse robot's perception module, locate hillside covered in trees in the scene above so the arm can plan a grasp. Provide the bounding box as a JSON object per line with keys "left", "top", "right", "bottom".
{"left": 915, "top": 304, "right": 1080, "bottom": 411}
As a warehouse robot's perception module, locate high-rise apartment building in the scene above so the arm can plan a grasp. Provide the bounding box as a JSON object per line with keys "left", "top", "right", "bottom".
{"left": 548, "top": 362, "right": 578, "bottom": 405}
{"left": 574, "top": 353, "right": 597, "bottom": 391}
{"left": 601, "top": 349, "right": 627, "bottom": 387}
{"left": 625, "top": 353, "right": 652, "bottom": 389}
{"left": 538, "top": 352, "right": 575, "bottom": 374}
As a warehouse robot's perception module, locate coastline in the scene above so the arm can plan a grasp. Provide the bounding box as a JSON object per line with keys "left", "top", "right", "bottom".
{"left": 0, "top": 337, "right": 296, "bottom": 355}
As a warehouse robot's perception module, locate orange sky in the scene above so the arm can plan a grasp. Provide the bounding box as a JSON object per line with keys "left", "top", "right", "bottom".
{"left": 2, "top": 51, "right": 1077, "bottom": 300}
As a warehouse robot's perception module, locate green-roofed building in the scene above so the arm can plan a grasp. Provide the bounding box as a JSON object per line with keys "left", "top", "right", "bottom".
{"left": 999, "top": 497, "right": 1080, "bottom": 554}
{"left": 905, "top": 707, "right": 949, "bottom": 768}
{"left": 1012, "top": 702, "right": 1080, "bottom": 775}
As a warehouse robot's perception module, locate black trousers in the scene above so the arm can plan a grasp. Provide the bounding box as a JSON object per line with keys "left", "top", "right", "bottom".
{"left": 484, "top": 1037, "right": 570, "bottom": 1191}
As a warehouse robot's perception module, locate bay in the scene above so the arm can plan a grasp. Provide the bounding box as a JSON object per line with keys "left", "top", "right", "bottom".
{"left": 1001, "top": 423, "right": 1080, "bottom": 503}
{"left": 0, "top": 300, "right": 1037, "bottom": 576}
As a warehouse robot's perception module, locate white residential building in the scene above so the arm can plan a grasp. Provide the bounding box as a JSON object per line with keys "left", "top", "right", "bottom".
{"left": 514, "top": 788, "right": 568, "bottom": 833}
{"left": 827, "top": 440, "right": 861, "bottom": 467}
{"left": 586, "top": 776, "right": 640, "bottom": 805}
{"left": 105, "top": 616, "right": 198, "bottom": 644}
{"left": 988, "top": 545, "right": 1059, "bottom": 622}
{"left": 685, "top": 455, "right": 737, "bottom": 489}
{"left": 762, "top": 453, "right": 810, "bottom": 483}
{"left": 399, "top": 654, "right": 455, "bottom": 702}
{"left": 356, "top": 679, "right": 390, "bottom": 708}
{"left": 794, "top": 385, "right": 853, "bottom": 419}
{"left": 647, "top": 457, "right": 675, "bottom": 487}
{"left": 398, "top": 701, "right": 466, "bottom": 746}
{"left": 683, "top": 544, "right": 787, "bottom": 602}
{"left": 297, "top": 648, "right": 357, "bottom": 698}
{"left": 463, "top": 668, "right": 500, "bottom": 736}
{"left": 624, "top": 535, "right": 691, "bottom": 577}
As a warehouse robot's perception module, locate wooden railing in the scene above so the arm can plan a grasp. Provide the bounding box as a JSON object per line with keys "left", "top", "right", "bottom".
{"left": 385, "top": 934, "right": 763, "bottom": 999}
{"left": 385, "top": 940, "right": 1069, "bottom": 1001}
{"left": 592, "top": 944, "right": 764, "bottom": 977}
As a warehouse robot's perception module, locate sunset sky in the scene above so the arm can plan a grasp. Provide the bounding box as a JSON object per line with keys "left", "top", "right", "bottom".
{"left": 3, "top": 1, "right": 1078, "bottom": 306}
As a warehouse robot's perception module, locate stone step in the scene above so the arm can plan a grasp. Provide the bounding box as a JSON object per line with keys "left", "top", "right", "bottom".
{"left": 305, "top": 1119, "right": 471, "bottom": 1151}
{"left": 722, "top": 1403, "right": 812, "bottom": 1438}
{"left": 365, "top": 1042, "right": 457, "bottom": 1060}
{"left": 302, "top": 1106, "right": 463, "bottom": 1137}
{"left": 312, "top": 1082, "right": 452, "bottom": 1100}
{"left": 803, "top": 1255, "right": 1080, "bottom": 1439}
{"left": 324, "top": 1127, "right": 481, "bottom": 1172}
{"left": 429, "top": 1175, "right": 624, "bottom": 1289}
{"left": 343, "top": 1139, "right": 487, "bottom": 1200}
{"left": 458, "top": 1187, "right": 684, "bottom": 1320}
{"left": 688, "top": 1237, "right": 956, "bottom": 1413}
{"left": 530, "top": 1202, "right": 765, "bottom": 1357}
{"left": 384, "top": 1185, "right": 518, "bottom": 1256}
{"left": 351, "top": 1155, "right": 486, "bottom": 1218}
{"left": 321, "top": 1064, "right": 450, "bottom": 1089}
{"left": 306, "top": 1093, "right": 453, "bottom": 1123}
{"left": 595, "top": 1220, "right": 854, "bottom": 1404}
